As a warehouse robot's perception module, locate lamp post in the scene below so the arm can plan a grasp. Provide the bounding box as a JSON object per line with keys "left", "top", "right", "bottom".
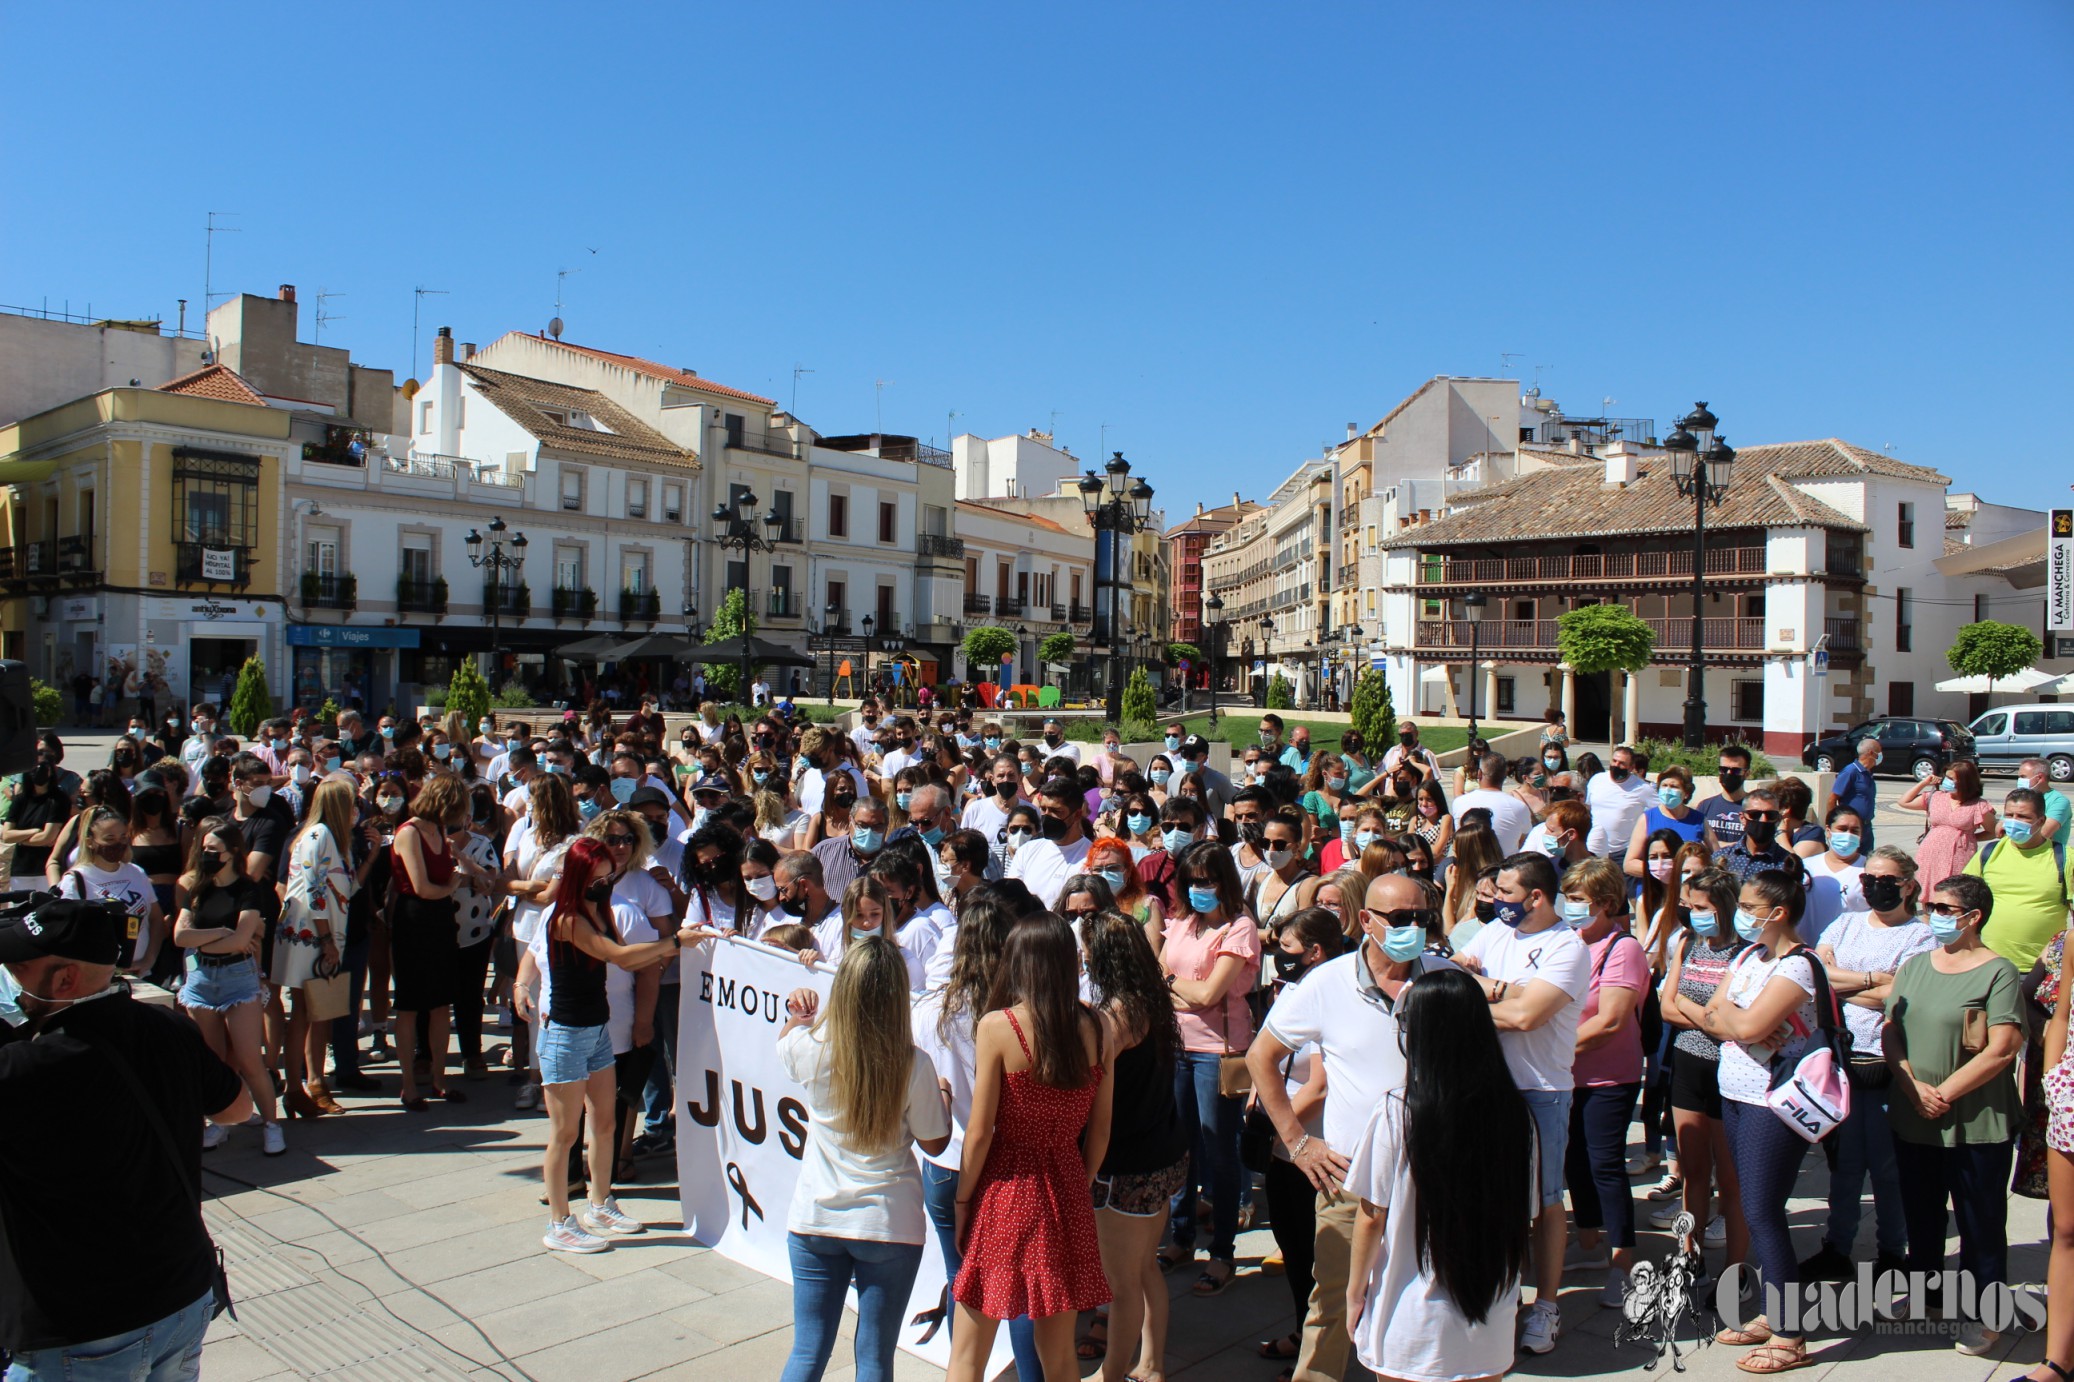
{"left": 1463, "top": 590, "right": 1488, "bottom": 748}
{"left": 821, "top": 601, "right": 840, "bottom": 704}
{"left": 711, "top": 489, "right": 786, "bottom": 708}
{"left": 1338, "top": 623, "right": 1365, "bottom": 711}
{"left": 464, "top": 516, "right": 527, "bottom": 691}
{"left": 1077, "top": 452, "right": 1156, "bottom": 724}
{"left": 1205, "top": 593, "right": 1225, "bottom": 729}
{"left": 1260, "top": 615, "right": 1276, "bottom": 707}
{"left": 1665, "top": 403, "right": 1736, "bottom": 750}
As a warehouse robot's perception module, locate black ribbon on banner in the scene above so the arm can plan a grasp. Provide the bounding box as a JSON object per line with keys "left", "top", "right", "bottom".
{"left": 725, "top": 1161, "right": 763, "bottom": 1230}
{"left": 910, "top": 1283, "right": 950, "bottom": 1344}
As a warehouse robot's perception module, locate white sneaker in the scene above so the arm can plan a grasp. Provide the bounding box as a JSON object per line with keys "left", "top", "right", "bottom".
{"left": 1521, "top": 1300, "right": 1561, "bottom": 1354}
{"left": 580, "top": 1197, "right": 647, "bottom": 1236}
{"left": 1648, "top": 1200, "right": 1687, "bottom": 1229}
{"left": 1705, "top": 1216, "right": 1726, "bottom": 1246}
{"left": 1600, "top": 1267, "right": 1631, "bottom": 1309}
{"left": 202, "top": 1122, "right": 228, "bottom": 1151}
{"left": 1626, "top": 1150, "right": 1662, "bottom": 1175}
{"left": 261, "top": 1121, "right": 286, "bottom": 1157}
{"left": 1953, "top": 1323, "right": 2002, "bottom": 1357}
{"left": 542, "top": 1215, "right": 611, "bottom": 1254}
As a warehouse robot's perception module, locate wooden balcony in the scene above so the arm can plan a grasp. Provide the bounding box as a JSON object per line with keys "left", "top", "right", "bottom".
{"left": 1416, "top": 615, "right": 1774, "bottom": 658}
{"left": 1414, "top": 546, "right": 1771, "bottom": 587}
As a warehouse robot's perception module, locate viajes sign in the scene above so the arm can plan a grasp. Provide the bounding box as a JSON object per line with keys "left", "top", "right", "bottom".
{"left": 675, "top": 937, "right": 1011, "bottom": 1374}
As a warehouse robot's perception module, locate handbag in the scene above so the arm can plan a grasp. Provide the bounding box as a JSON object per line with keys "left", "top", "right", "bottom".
{"left": 1212, "top": 989, "right": 1252, "bottom": 1099}
{"left": 1239, "top": 1050, "right": 1296, "bottom": 1174}
{"left": 1961, "top": 1006, "right": 1989, "bottom": 1055}
{"left": 302, "top": 953, "right": 350, "bottom": 1024}
{"left": 1763, "top": 949, "right": 1851, "bottom": 1143}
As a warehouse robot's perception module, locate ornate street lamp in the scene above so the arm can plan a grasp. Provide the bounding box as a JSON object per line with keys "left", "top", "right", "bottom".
{"left": 1665, "top": 402, "right": 1736, "bottom": 750}
{"left": 1078, "top": 452, "right": 1156, "bottom": 723}
{"left": 711, "top": 490, "right": 786, "bottom": 705}
{"left": 465, "top": 516, "right": 527, "bottom": 691}
{"left": 1205, "top": 592, "right": 1226, "bottom": 729}
{"left": 1463, "top": 590, "right": 1488, "bottom": 748}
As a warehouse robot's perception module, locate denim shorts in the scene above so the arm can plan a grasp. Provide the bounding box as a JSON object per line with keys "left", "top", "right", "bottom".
{"left": 180, "top": 955, "right": 263, "bottom": 1013}
{"left": 1521, "top": 1088, "right": 1574, "bottom": 1208}
{"left": 538, "top": 1021, "right": 615, "bottom": 1086}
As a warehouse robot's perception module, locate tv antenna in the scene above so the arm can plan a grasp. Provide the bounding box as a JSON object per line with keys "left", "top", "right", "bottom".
{"left": 875, "top": 379, "right": 892, "bottom": 433}
{"left": 203, "top": 211, "right": 241, "bottom": 319}
{"left": 314, "top": 288, "right": 346, "bottom": 345}
{"left": 946, "top": 409, "right": 962, "bottom": 449}
{"left": 1534, "top": 363, "right": 1552, "bottom": 393}
{"left": 791, "top": 363, "right": 814, "bottom": 416}
{"left": 1048, "top": 408, "right": 1064, "bottom": 439}
{"left": 411, "top": 286, "right": 448, "bottom": 380}
{"left": 555, "top": 266, "right": 581, "bottom": 323}
{"left": 1500, "top": 351, "right": 1522, "bottom": 376}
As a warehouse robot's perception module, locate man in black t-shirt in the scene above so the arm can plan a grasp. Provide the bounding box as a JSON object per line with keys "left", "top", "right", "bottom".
{"left": 0, "top": 897, "right": 248, "bottom": 1369}
{"left": 230, "top": 753, "right": 292, "bottom": 926}
{"left": 1, "top": 764, "right": 68, "bottom": 882}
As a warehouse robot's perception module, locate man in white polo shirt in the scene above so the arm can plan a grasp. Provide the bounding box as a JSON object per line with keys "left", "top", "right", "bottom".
{"left": 1247, "top": 872, "right": 1455, "bottom": 1382}
{"left": 1454, "top": 850, "right": 1590, "bottom": 1357}
{"left": 1452, "top": 751, "right": 1534, "bottom": 852}
{"left": 1585, "top": 743, "right": 1655, "bottom": 857}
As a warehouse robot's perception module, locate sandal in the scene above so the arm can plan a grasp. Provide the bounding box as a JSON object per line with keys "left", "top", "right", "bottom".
{"left": 399, "top": 1095, "right": 429, "bottom": 1112}
{"left": 1076, "top": 1315, "right": 1109, "bottom": 1361}
{"left": 1156, "top": 1247, "right": 1191, "bottom": 1274}
{"left": 1734, "top": 1340, "right": 1808, "bottom": 1374}
{"left": 1256, "top": 1332, "right": 1299, "bottom": 1360}
{"left": 1191, "top": 1260, "right": 1234, "bottom": 1297}
{"left": 1716, "top": 1319, "right": 1772, "bottom": 1346}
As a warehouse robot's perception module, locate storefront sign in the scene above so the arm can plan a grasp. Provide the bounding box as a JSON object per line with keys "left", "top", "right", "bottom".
{"left": 200, "top": 548, "right": 238, "bottom": 581}
{"left": 57, "top": 597, "right": 99, "bottom": 622}
{"left": 2050, "top": 509, "right": 2073, "bottom": 632}
{"left": 285, "top": 625, "right": 421, "bottom": 649}
{"left": 143, "top": 597, "right": 277, "bottom": 622}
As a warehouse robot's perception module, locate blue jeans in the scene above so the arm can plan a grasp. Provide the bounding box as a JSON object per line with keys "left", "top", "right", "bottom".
{"left": 1823, "top": 1085, "right": 1906, "bottom": 1258}
{"left": 1564, "top": 1083, "right": 1641, "bottom": 1247}
{"left": 921, "top": 1161, "right": 1042, "bottom": 1380}
{"left": 1168, "top": 1050, "right": 1244, "bottom": 1262}
{"left": 641, "top": 982, "right": 680, "bottom": 1137}
{"left": 1724, "top": 1099, "right": 1810, "bottom": 1302}
{"left": 782, "top": 1233, "right": 924, "bottom": 1382}
{"left": 4, "top": 1290, "right": 210, "bottom": 1382}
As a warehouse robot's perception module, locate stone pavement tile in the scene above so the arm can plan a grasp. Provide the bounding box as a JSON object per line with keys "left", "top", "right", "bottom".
{"left": 237, "top": 1199, "right": 337, "bottom": 1245}
{"left": 470, "top": 1269, "right": 704, "bottom": 1357}
{"left": 385, "top": 1165, "right": 524, "bottom": 1212}
{"left": 386, "top": 1218, "right": 558, "bottom": 1285}
{"left": 512, "top": 1311, "right": 726, "bottom": 1382}
{"left": 191, "top": 1333, "right": 283, "bottom": 1382}
{"left": 297, "top": 1186, "right": 422, "bottom": 1229}
{"left": 653, "top": 1247, "right": 765, "bottom": 1297}
{"left": 627, "top": 1322, "right": 794, "bottom": 1381}
{"left": 663, "top": 1275, "right": 797, "bottom": 1346}
{"left": 416, "top": 1253, "right": 602, "bottom": 1320}
{"left": 351, "top": 1200, "right": 523, "bottom": 1254}
{"left": 271, "top": 1226, "right": 381, "bottom": 1271}
{"left": 428, "top": 1321, "right": 511, "bottom": 1369}
{"left": 559, "top": 1232, "right": 702, "bottom": 1282}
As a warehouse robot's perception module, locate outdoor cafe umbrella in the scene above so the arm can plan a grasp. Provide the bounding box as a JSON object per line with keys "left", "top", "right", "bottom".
{"left": 607, "top": 632, "right": 703, "bottom": 661}
{"left": 554, "top": 632, "right": 627, "bottom": 660}
{"left": 690, "top": 634, "right": 817, "bottom": 668}
{"left": 1932, "top": 667, "right": 2059, "bottom": 695}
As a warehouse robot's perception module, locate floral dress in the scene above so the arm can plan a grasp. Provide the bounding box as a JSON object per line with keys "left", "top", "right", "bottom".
{"left": 271, "top": 825, "right": 352, "bottom": 989}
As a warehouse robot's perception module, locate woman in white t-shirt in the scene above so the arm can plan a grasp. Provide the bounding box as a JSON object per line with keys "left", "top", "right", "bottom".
{"left": 1801, "top": 806, "right": 1871, "bottom": 946}
{"left": 1346, "top": 966, "right": 1534, "bottom": 1382}
{"left": 56, "top": 805, "right": 164, "bottom": 978}
{"left": 508, "top": 774, "right": 581, "bottom": 1112}
{"left": 1699, "top": 869, "right": 1823, "bottom": 1375}
{"left": 778, "top": 938, "right": 951, "bottom": 1382}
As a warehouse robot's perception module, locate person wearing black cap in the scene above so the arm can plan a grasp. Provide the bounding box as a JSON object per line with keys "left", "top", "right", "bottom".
{"left": 0, "top": 897, "right": 249, "bottom": 1375}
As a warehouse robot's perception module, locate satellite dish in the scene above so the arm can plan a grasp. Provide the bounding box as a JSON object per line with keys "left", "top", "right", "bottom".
{"left": 401, "top": 378, "right": 421, "bottom": 400}
{"left": 548, "top": 317, "right": 564, "bottom": 340}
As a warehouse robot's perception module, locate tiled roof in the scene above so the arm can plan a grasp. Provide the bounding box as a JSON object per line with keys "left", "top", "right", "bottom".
{"left": 1748, "top": 438, "right": 1950, "bottom": 486}
{"left": 1943, "top": 536, "right": 1970, "bottom": 557}
{"left": 956, "top": 499, "right": 1077, "bottom": 536}
{"left": 156, "top": 364, "right": 267, "bottom": 406}
{"left": 1378, "top": 445, "right": 1875, "bottom": 549}
{"left": 1164, "top": 501, "right": 1259, "bottom": 537}
{"left": 529, "top": 338, "right": 775, "bottom": 406}
{"left": 458, "top": 366, "right": 697, "bottom": 469}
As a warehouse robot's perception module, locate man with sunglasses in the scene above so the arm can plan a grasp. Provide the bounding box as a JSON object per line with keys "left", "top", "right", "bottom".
{"left": 1715, "top": 786, "right": 1805, "bottom": 887}
{"left": 1245, "top": 872, "right": 1456, "bottom": 1382}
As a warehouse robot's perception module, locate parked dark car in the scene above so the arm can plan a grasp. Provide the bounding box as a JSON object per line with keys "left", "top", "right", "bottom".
{"left": 1802, "top": 716, "right": 1976, "bottom": 780}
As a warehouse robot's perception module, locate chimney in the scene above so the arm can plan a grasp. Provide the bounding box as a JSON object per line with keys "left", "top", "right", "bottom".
{"left": 1346, "top": 423, "right": 1358, "bottom": 441}
{"left": 279, "top": 285, "right": 296, "bottom": 303}
{"left": 1603, "top": 447, "right": 1639, "bottom": 486}
{"left": 461, "top": 342, "right": 477, "bottom": 361}
{"left": 433, "top": 326, "right": 454, "bottom": 366}
{"left": 1567, "top": 436, "right": 1584, "bottom": 455}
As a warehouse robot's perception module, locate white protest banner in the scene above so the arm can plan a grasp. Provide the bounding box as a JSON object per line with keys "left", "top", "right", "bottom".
{"left": 676, "top": 936, "right": 1011, "bottom": 1374}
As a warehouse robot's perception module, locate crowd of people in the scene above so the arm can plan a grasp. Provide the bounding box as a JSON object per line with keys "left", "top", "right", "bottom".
{"left": 5, "top": 692, "right": 2074, "bottom": 1382}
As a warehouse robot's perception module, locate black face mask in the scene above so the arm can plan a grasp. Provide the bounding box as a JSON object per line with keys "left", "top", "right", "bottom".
{"left": 777, "top": 891, "right": 807, "bottom": 918}
{"left": 1609, "top": 764, "right": 1631, "bottom": 783}
{"left": 994, "top": 779, "right": 1017, "bottom": 799}
{"left": 1272, "top": 950, "right": 1309, "bottom": 982}
{"left": 1717, "top": 769, "right": 1746, "bottom": 792}
{"left": 1863, "top": 874, "right": 1905, "bottom": 912}
{"left": 1040, "top": 815, "right": 1070, "bottom": 842}
{"left": 1238, "top": 822, "right": 1265, "bottom": 846}
{"left": 647, "top": 818, "right": 668, "bottom": 845}
{"left": 1398, "top": 732, "right": 1415, "bottom": 746}
{"left": 830, "top": 794, "right": 855, "bottom": 810}
{"left": 198, "top": 850, "right": 224, "bottom": 873}
{"left": 1742, "top": 820, "right": 1779, "bottom": 850}
{"left": 1474, "top": 899, "right": 1498, "bottom": 923}
{"left": 584, "top": 881, "right": 613, "bottom": 904}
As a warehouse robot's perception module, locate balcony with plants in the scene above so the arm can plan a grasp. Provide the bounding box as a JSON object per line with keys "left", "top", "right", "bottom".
{"left": 552, "top": 586, "right": 599, "bottom": 622}
{"left": 397, "top": 573, "right": 449, "bottom": 616}
{"left": 619, "top": 587, "right": 661, "bottom": 623}
{"left": 301, "top": 571, "right": 357, "bottom": 611}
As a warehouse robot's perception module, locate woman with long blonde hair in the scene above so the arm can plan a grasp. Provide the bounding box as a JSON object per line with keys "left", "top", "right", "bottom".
{"left": 1442, "top": 819, "right": 1505, "bottom": 928}
{"left": 778, "top": 938, "right": 951, "bottom": 1382}
{"left": 273, "top": 779, "right": 359, "bottom": 1115}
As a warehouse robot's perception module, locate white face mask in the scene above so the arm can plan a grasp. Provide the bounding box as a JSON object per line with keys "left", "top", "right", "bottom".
{"left": 745, "top": 875, "right": 777, "bottom": 902}
{"left": 1265, "top": 845, "right": 1294, "bottom": 870}
{"left": 244, "top": 784, "right": 272, "bottom": 808}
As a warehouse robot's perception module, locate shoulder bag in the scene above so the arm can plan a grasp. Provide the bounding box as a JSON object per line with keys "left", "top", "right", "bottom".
{"left": 1763, "top": 948, "right": 1851, "bottom": 1143}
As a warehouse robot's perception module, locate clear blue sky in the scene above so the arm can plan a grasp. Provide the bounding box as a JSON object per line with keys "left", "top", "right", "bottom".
{"left": 5, "top": 3, "right": 2067, "bottom": 505}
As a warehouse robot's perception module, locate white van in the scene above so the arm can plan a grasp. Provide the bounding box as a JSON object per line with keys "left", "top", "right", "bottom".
{"left": 1966, "top": 704, "right": 2074, "bottom": 782}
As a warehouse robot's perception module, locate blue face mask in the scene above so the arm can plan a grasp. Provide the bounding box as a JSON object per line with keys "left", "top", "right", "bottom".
{"left": 896, "top": 791, "right": 913, "bottom": 812}
{"left": 1150, "top": 769, "right": 1171, "bottom": 787}
{"left": 324, "top": 756, "right": 341, "bottom": 774}
{"left": 1164, "top": 736, "right": 1181, "bottom": 752}
{"left": 984, "top": 737, "right": 1001, "bottom": 750}
{"left": 1381, "top": 924, "right": 1426, "bottom": 962}
{"left": 1556, "top": 897, "right": 1593, "bottom": 926}
{"left": 1491, "top": 898, "right": 1528, "bottom": 928}
{"left": 1658, "top": 785, "right": 1685, "bottom": 809}
{"left": 546, "top": 762, "right": 566, "bottom": 776}
{"left": 919, "top": 825, "right": 946, "bottom": 849}
{"left": 379, "top": 726, "right": 395, "bottom": 740}
{"left": 1828, "top": 831, "right": 1861, "bottom": 857}
{"left": 1187, "top": 885, "right": 1220, "bottom": 915}
{"left": 1732, "top": 908, "right": 1767, "bottom": 944}
{"left": 2004, "top": 820, "right": 2036, "bottom": 846}
{"left": 1126, "top": 813, "right": 1154, "bottom": 835}
{"left": 611, "top": 778, "right": 636, "bottom": 804}
{"left": 1340, "top": 819, "right": 1357, "bottom": 840}
{"left": 1354, "top": 829, "right": 1377, "bottom": 850}
{"left": 1162, "top": 827, "right": 1191, "bottom": 855}
{"left": 1098, "top": 867, "right": 1128, "bottom": 892}
{"left": 432, "top": 743, "right": 451, "bottom": 760}
{"left": 578, "top": 798, "right": 601, "bottom": 821}
{"left": 1929, "top": 909, "right": 1967, "bottom": 945}
{"left": 1687, "top": 909, "right": 1719, "bottom": 938}
{"left": 853, "top": 827, "right": 883, "bottom": 853}
{"left": 1942, "top": 776, "right": 1957, "bottom": 794}
{"left": 753, "top": 770, "right": 770, "bottom": 785}
{"left": 848, "top": 925, "right": 878, "bottom": 943}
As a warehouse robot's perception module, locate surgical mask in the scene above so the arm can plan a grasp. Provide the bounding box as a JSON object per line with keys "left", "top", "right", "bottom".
{"left": 1126, "top": 813, "right": 1154, "bottom": 836}
{"left": 431, "top": 743, "right": 451, "bottom": 761}
{"left": 919, "top": 824, "right": 946, "bottom": 848}
{"left": 2004, "top": 820, "right": 2036, "bottom": 846}
{"left": 324, "top": 756, "right": 342, "bottom": 774}
{"left": 1538, "top": 831, "right": 1567, "bottom": 857}
{"left": 1491, "top": 898, "right": 1528, "bottom": 928}
{"left": 1325, "top": 775, "right": 1346, "bottom": 792}
{"left": 1164, "top": 735, "right": 1181, "bottom": 752}
{"left": 896, "top": 791, "right": 913, "bottom": 812}
{"left": 1176, "top": 758, "right": 1197, "bottom": 777}
{"left": 1556, "top": 897, "right": 1593, "bottom": 926}
{"left": 1687, "top": 909, "right": 1719, "bottom": 938}
{"left": 1339, "top": 819, "right": 1357, "bottom": 840}
{"left": 1942, "top": 776, "right": 1957, "bottom": 794}
{"left": 1647, "top": 858, "right": 1674, "bottom": 882}
{"left": 1929, "top": 910, "right": 1966, "bottom": 945}
{"left": 1187, "top": 886, "right": 1220, "bottom": 915}
{"left": 291, "top": 764, "right": 311, "bottom": 786}
{"left": 1264, "top": 846, "right": 1294, "bottom": 870}
{"left": 244, "top": 784, "right": 272, "bottom": 808}
{"left": 1161, "top": 827, "right": 1191, "bottom": 854}
{"left": 271, "top": 738, "right": 288, "bottom": 753}
{"left": 1355, "top": 829, "right": 1377, "bottom": 850}
{"left": 1862, "top": 874, "right": 1905, "bottom": 912}
{"left": 1732, "top": 908, "right": 1767, "bottom": 944}
{"left": 1828, "top": 831, "right": 1861, "bottom": 857}
{"left": 1150, "top": 769, "right": 1171, "bottom": 787}
{"left": 376, "top": 797, "right": 403, "bottom": 816}
{"left": 745, "top": 875, "right": 777, "bottom": 902}
{"left": 380, "top": 726, "right": 395, "bottom": 740}
{"left": 753, "top": 770, "right": 770, "bottom": 786}
{"left": 1544, "top": 756, "right": 1562, "bottom": 772}
{"left": 1742, "top": 819, "right": 1778, "bottom": 850}
{"left": 1006, "top": 828, "right": 1031, "bottom": 851}
{"left": 507, "top": 737, "right": 523, "bottom": 750}
{"left": 1657, "top": 785, "right": 1685, "bottom": 810}
{"left": 1098, "top": 867, "right": 1128, "bottom": 892}
{"left": 848, "top": 926, "right": 878, "bottom": 942}
{"left": 578, "top": 799, "right": 601, "bottom": 821}
{"left": 1381, "top": 925, "right": 1426, "bottom": 962}
{"left": 852, "top": 827, "right": 882, "bottom": 853}
{"left": 546, "top": 762, "right": 566, "bottom": 777}
{"left": 479, "top": 720, "right": 494, "bottom": 734}
{"left": 984, "top": 737, "right": 1001, "bottom": 750}
{"left": 610, "top": 778, "right": 636, "bottom": 804}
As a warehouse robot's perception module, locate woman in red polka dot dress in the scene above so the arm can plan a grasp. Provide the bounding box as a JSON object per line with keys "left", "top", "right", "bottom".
{"left": 949, "top": 913, "right": 1115, "bottom": 1382}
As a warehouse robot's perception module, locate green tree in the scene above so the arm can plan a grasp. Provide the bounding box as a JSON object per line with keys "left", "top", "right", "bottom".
{"left": 1122, "top": 666, "right": 1156, "bottom": 723}
{"left": 29, "top": 678, "right": 61, "bottom": 727}
{"left": 445, "top": 658, "right": 491, "bottom": 731}
{"left": 699, "top": 588, "right": 759, "bottom": 701}
{"left": 963, "top": 626, "right": 1018, "bottom": 678}
{"left": 1038, "top": 630, "right": 1077, "bottom": 666}
{"left": 1265, "top": 673, "right": 1294, "bottom": 710}
{"left": 1555, "top": 604, "right": 1657, "bottom": 676}
{"left": 1166, "top": 641, "right": 1202, "bottom": 667}
{"left": 227, "top": 657, "right": 273, "bottom": 736}
{"left": 1947, "top": 620, "right": 2044, "bottom": 685}
{"left": 1348, "top": 668, "right": 1396, "bottom": 748}
{"left": 316, "top": 696, "right": 342, "bottom": 727}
